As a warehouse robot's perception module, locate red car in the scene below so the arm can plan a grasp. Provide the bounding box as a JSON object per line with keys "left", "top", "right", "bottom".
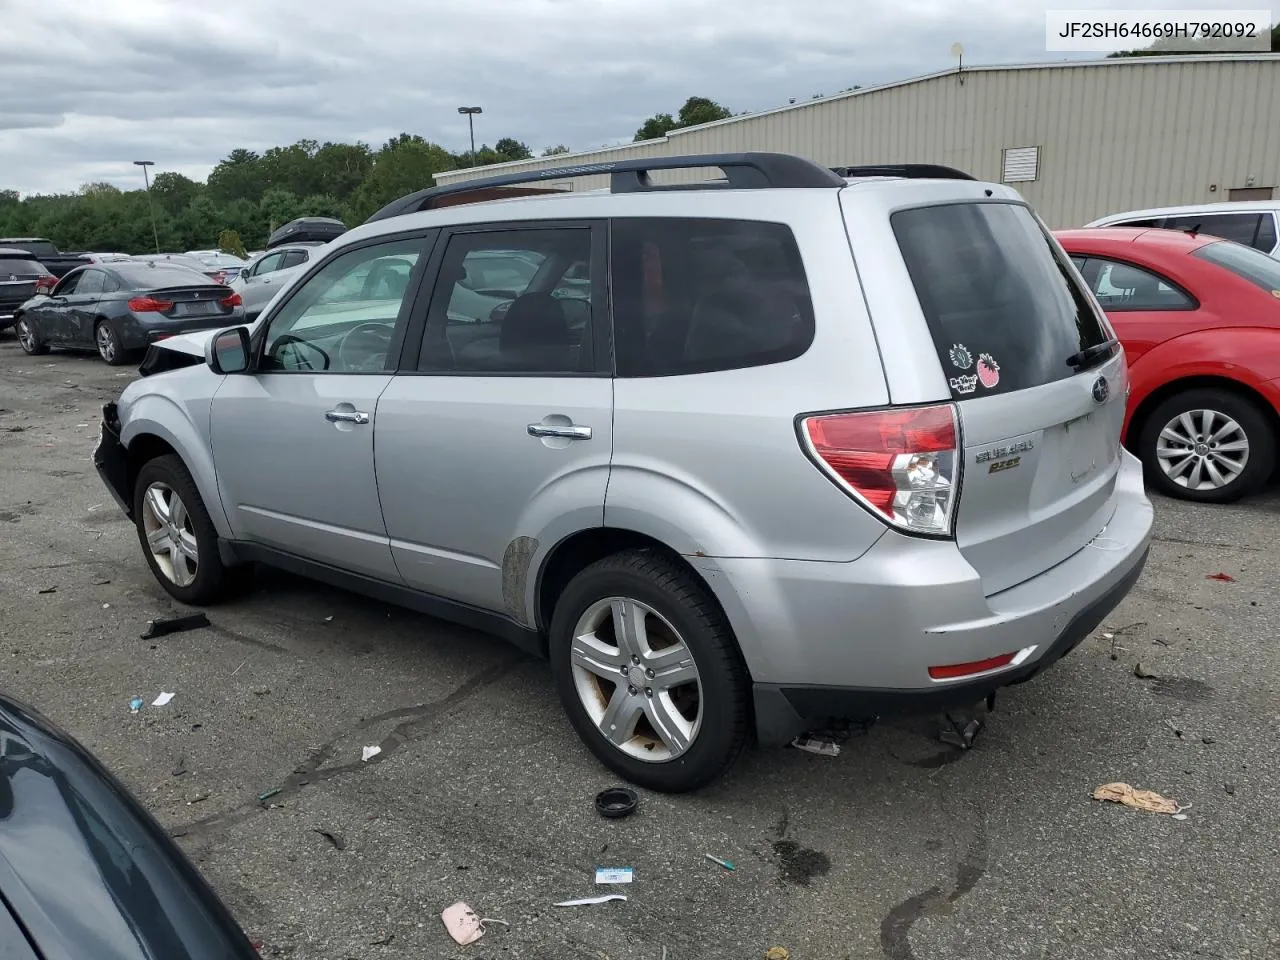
{"left": 1055, "top": 227, "right": 1280, "bottom": 503}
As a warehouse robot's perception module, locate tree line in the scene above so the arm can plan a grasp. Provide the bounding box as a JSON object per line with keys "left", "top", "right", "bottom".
{"left": 0, "top": 96, "right": 733, "bottom": 257}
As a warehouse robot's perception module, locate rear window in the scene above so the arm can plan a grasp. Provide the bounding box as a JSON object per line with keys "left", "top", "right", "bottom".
{"left": 0, "top": 259, "right": 47, "bottom": 276}
{"left": 0, "top": 239, "right": 56, "bottom": 258}
{"left": 114, "top": 263, "right": 214, "bottom": 289}
{"left": 610, "top": 218, "right": 815, "bottom": 377}
{"left": 892, "top": 202, "right": 1109, "bottom": 398}
{"left": 1192, "top": 240, "right": 1280, "bottom": 294}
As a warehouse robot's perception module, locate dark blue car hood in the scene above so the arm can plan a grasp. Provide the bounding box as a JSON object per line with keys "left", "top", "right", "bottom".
{"left": 0, "top": 695, "right": 258, "bottom": 960}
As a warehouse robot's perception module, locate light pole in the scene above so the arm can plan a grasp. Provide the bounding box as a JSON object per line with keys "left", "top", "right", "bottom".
{"left": 457, "top": 106, "right": 482, "bottom": 165}
{"left": 133, "top": 160, "right": 160, "bottom": 254}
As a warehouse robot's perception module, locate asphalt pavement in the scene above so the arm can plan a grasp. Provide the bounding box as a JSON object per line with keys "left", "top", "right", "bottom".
{"left": 1, "top": 337, "right": 1277, "bottom": 960}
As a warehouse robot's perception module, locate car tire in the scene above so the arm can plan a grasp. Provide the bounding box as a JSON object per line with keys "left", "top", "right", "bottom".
{"left": 549, "top": 548, "right": 750, "bottom": 793}
{"left": 95, "top": 319, "right": 129, "bottom": 366}
{"left": 133, "top": 454, "right": 240, "bottom": 605}
{"left": 1138, "top": 388, "right": 1275, "bottom": 503}
{"left": 14, "top": 317, "right": 49, "bottom": 355}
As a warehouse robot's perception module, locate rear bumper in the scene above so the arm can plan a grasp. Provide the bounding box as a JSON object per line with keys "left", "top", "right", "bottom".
{"left": 117, "top": 312, "right": 242, "bottom": 350}
{"left": 692, "top": 451, "right": 1154, "bottom": 743}
{"left": 93, "top": 403, "right": 133, "bottom": 519}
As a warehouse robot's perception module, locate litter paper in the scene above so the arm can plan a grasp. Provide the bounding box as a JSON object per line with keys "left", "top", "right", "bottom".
{"left": 152, "top": 692, "right": 175, "bottom": 707}
{"left": 595, "top": 867, "right": 634, "bottom": 884}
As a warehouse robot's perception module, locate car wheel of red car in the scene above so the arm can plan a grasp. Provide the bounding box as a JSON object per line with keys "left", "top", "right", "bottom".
{"left": 1139, "top": 388, "right": 1275, "bottom": 503}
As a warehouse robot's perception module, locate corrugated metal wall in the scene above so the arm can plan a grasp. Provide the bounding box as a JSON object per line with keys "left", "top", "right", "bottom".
{"left": 435, "top": 56, "right": 1280, "bottom": 227}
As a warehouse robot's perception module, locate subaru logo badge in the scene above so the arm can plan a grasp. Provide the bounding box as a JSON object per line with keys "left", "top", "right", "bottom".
{"left": 1092, "top": 376, "right": 1110, "bottom": 404}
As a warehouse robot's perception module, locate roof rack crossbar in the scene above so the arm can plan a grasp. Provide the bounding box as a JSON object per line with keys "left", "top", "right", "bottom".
{"left": 832, "top": 163, "right": 977, "bottom": 181}
{"left": 364, "top": 152, "right": 845, "bottom": 223}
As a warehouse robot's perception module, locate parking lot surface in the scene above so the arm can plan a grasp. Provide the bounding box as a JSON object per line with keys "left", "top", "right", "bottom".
{"left": 2, "top": 340, "right": 1278, "bottom": 960}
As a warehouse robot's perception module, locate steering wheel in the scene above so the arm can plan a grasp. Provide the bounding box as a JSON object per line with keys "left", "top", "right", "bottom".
{"left": 337, "top": 321, "right": 395, "bottom": 372}
{"left": 270, "top": 334, "right": 330, "bottom": 371}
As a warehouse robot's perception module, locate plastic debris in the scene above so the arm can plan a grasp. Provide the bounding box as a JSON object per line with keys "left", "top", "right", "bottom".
{"left": 152, "top": 692, "right": 175, "bottom": 707}
{"left": 595, "top": 867, "right": 633, "bottom": 884}
{"left": 554, "top": 894, "right": 627, "bottom": 907}
{"left": 1172, "top": 813, "right": 1189, "bottom": 821}
{"left": 1206, "top": 572, "right": 1236, "bottom": 582}
{"left": 595, "top": 786, "right": 638, "bottom": 818}
{"left": 791, "top": 736, "right": 840, "bottom": 756}
{"left": 313, "top": 828, "right": 346, "bottom": 850}
{"left": 705, "top": 854, "right": 735, "bottom": 871}
{"left": 1091, "top": 782, "right": 1189, "bottom": 815}
{"left": 1134, "top": 662, "right": 1158, "bottom": 679}
{"left": 36, "top": 585, "right": 57, "bottom": 594}
{"left": 1224, "top": 782, "right": 1236, "bottom": 795}
{"left": 128, "top": 696, "right": 143, "bottom": 713}
{"left": 140, "top": 612, "right": 210, "bottom": 639}
{"left": 92, "top": 577, "right": 111, "bottom": 585}
{"left": 767, "top": 949, "right": 790, "bottom": 960}
{"left": 258, "top": 788, "right": 282, "bottom": 803}
{"left": 171, "top": 755, "right": 187, "bottom": 777}
{"left": 440, "top": 902, "right": 508, "bottom": 945}
{"left": 361, "top": 745, "right": 381, "bottom": 762}
{"left": 939, "top": 713, "right": 984, "bottom": 749}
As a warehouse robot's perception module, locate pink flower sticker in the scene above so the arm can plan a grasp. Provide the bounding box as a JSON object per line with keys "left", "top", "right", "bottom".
{"left": 976, "top": 353, "right": 1000, "bottom": 389}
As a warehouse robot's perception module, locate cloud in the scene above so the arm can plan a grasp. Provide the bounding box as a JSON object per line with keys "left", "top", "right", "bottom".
{"left": 0, "top": 0, "right": 1258, "bottom": 194}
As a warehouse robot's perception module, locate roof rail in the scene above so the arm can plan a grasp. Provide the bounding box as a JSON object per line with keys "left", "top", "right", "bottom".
{"left": 832, "top": 163, "right": 976, "bottom": 181}
{"left": 364, "top": 152, "right": 845, "bottom": 223}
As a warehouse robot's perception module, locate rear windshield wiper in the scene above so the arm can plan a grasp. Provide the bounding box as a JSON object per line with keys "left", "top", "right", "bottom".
{"left": 1066, "top": 339, "right": 1118, "bottom": 370}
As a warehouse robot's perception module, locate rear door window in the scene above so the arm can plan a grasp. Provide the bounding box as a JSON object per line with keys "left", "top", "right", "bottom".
{"left": 892, "top": 202, "right": 1110, "bottom": 398}
{"left": 1163, "top": 213, "right": 1262, "bottom": 248}
{"left": 610, "top": 218, "right": 815, "bottom": 377}
{"left": 1081, "top": 258, "right": 1195, "bottom": 311}
{"left": 1192, "top": 240, "right": 1280, "bottom": 294}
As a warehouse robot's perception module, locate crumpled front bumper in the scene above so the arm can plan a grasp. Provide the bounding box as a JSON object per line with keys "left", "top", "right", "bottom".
{"left": 93, "top": 402, "right": 132, "bottom": 519}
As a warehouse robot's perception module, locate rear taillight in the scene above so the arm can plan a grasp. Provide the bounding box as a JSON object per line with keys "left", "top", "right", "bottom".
{"left": 800, "top": 404, "right": 960, "bottom": 536}
{"left": 128, "top": 296, "right": 174, "bottom": 312}
{"left": 35, "top": 276, "right": 56, "bottom": 292}
{"left": 220, "top": 291, "right": 242, "bottom": 308}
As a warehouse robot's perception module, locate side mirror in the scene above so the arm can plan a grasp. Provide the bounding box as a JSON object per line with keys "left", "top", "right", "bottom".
{"left": 206, "top": 326, "right": 251, "bottom": 374}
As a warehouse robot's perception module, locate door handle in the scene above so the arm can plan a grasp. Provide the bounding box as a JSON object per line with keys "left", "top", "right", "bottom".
{"left": 326, "top": 409, "right": 370, "bottom": 424}
{"left": 527, "top": 423, "right": 591, "bottom": 440}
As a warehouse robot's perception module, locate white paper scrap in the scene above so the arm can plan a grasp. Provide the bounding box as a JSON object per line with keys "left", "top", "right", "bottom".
{"left": 554, "top": 894, "right": 627, "bottom": 907}
{"left": 595, "top": 867, "right": 634, "bottom": 884}
{"left": 152, "top": 692, "right": 175, "bottom": 707}
{"left": 361, "top": 745, "right": 382, "bottom": 762}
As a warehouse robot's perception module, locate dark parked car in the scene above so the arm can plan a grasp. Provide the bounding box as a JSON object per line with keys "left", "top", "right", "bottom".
{"left": 0, "top": 237, "right": 91, "bottom": 277}
{"left": 14, "top": 261, "right": 244, "bottom": 365}
{"left": 0, "top": 694, "right": 260, "bottom": 960}
{"left": 0, "top": 249, "right": 54, "bottom": 331}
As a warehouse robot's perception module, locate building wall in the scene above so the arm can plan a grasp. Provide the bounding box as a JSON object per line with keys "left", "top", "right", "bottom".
{"left": 435, "top": 55, "right": 1280, "bottom": 227}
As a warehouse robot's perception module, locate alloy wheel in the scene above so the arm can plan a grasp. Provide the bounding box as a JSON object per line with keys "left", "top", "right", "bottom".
{"left": 1156, "top": 408, "right": 1250, "bottom": 491}
{"left": 141, "top": 482, "right": 199, "bottom": 587}
{"left": 16, "top": 320, "right": 35, "bottom": 352}
{"left": 569, "top": 596, "right": 703, "bottom": 762}
{"left": 96, "top": 324, "right": 116, "bottom": 363}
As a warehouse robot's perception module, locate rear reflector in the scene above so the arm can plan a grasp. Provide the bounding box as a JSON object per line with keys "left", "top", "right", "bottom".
{"left": 220, "top": 291, "right": 242, "bottom": 308}
{"left": 928, "top": 652, "right": 1017, "bottom": 680}
{"left": 801, "top": 404, "right": 959, "bottom": 536}
{"left": 128, "top": 296, "right": 175, "bottom": 312}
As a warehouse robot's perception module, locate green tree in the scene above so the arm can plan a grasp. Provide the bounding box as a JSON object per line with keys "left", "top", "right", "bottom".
{"left": 218, "top": 228, "right": 248, "bottom": 258}
{"left": 207, "top": 148, "right": 265, "bottom": 204}
{"left": 150, "top": 172, "right": 201, "bottom": 217}
{"left": 634, "top": 96, "right": 732, "bottom": 141}
{"left": 493, "top": 137, "right": 533, "bottom": 161}
{"left": 348, "top": 134, "right": 456, "bottom": 221}
{"left": 542, "top": 144, "right": 570, "bottom": 156}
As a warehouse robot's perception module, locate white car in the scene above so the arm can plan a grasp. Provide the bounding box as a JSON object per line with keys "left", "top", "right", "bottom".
{"left": 1085, "top": 201, "right": 1280, "bottom": 258}
{"left": 231, "top": 244, "right": 321, "bottom": 319}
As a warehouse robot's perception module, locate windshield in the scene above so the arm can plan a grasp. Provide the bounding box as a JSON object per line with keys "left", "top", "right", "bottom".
{"left": 0, "top": 260, "right": 47, "bottom": 277}
{"left": 892, "top": 201, "right": 1111, "bottom": 397}
{"left": 0, "top": 240, "right": 56, "bottom": 258}
{"left": 1192, "top": 240, "right": 1280, "bottom": 295}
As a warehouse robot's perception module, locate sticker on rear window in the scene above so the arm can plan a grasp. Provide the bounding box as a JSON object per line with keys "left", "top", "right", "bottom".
{"left": 948, "top": 343, "right": 973, "bottom": 370}
{"left": 976, "top": 353, "right": 1000, "bottom": 389}
{"left": 949, "top": 373, "right": 978, "bottom": 394}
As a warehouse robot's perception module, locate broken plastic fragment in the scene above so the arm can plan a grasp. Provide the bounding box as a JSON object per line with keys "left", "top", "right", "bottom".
{"left": 705, "top": 854, "right": 735, "bottom": 871}
{"left": 1091, "top": 782, "right": 1189, "bottom": 815}
{"left": 128, "top": 696, "right": 143, "bottom": 713}
{"left": 791, "top": 736, "right": 840, "bottom": 756}
{"left": 152, "top": 692, "right": 175, "bottom": 707}
{"left": 1206, "top": 572, "right": 1236, "bottom": 582}
{"left": 554, "top": 894, "right": 627, "bottom": 907}
{"left": 361, "top": 745, "right": 381, "bottom": 762}
{"left": 594, "top": 867, "right": 633, "bottom": 884}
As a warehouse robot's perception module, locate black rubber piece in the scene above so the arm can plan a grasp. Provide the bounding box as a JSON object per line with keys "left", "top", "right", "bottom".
{"left": 139, "top": 612, "right": 210, "bottom": 640}
{"left": 595, "top": 787, "right": 638, "bottom": 819}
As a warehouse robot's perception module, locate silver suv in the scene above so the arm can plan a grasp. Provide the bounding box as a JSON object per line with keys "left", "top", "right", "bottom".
{"left": 94, "top": 154, "right": 1153, "bottom": 792}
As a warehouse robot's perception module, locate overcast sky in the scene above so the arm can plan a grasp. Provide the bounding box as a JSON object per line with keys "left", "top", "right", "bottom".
{"left": 0, "top": 0, "right": 1265, "bottom": 194}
